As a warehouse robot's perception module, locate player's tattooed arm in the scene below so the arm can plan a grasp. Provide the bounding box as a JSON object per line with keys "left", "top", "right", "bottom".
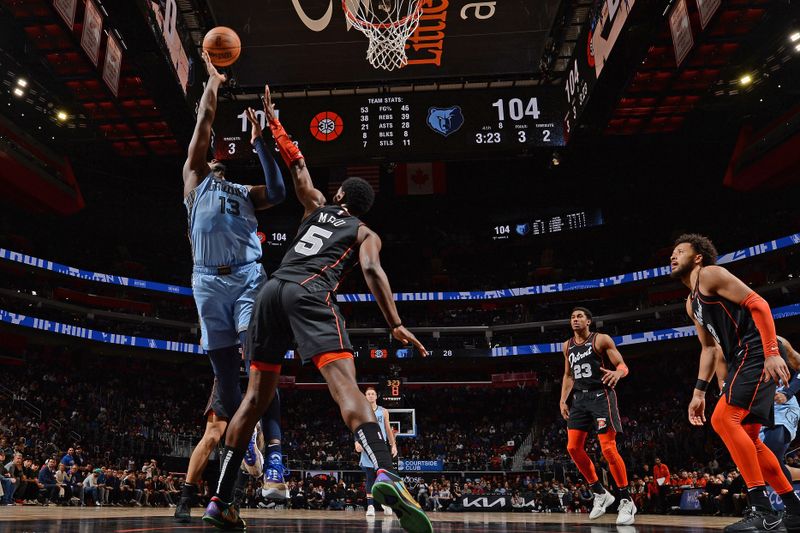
{"left": 183, "top": 51, "right": 225, "bottom": 197}
{"left": 598, "top": 334, "right": 628, "bottom": 388}
{"left": 560, "top": 342, "right": 573, "bottom": 420}
{"left": 358, "top": 226, "right": 427, "bottom": 357}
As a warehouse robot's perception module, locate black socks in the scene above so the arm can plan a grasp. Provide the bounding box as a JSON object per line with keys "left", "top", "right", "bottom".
{"left": 216, "top": 446, "right": 246, "bottom": 504}
{"left": 355, "top": 422, "right": 393, "bottom": 471}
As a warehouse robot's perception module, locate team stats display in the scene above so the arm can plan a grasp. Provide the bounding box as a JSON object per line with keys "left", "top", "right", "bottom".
{"left": 214, "top": 87, "right": 565, "bottom": 164}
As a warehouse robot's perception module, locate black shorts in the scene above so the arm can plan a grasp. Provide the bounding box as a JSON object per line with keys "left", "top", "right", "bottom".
{"left": 724, "top": 352, "right": 775, "bottom": 426}
{"left": 567, "top": 388, "right": 623, "bottom": 434}
{"left": 204, "top": 377, "right": 235, "bottom": 420}
{"left": 248, "top": 278, "right": 353, "bottom": 365}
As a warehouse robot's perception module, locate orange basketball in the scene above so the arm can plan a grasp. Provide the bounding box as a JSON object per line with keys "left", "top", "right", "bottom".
{"left": 202, "top": 26, "right": 241, "bottom": 67}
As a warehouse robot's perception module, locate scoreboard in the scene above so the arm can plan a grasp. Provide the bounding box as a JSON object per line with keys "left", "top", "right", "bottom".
{"left": 214, "top": 87, "right": 565, "bottom": 164}
{"left": 490, "top": 208, "right": 604, "bottom": 241}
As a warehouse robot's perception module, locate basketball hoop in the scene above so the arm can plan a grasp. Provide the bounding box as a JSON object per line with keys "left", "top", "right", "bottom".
{"left": 342, "top": 0, "right": 422, "bottom": 71}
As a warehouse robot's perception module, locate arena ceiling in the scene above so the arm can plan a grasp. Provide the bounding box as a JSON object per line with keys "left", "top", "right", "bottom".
{"left": 0, "top": 0, "right": 797, "bottom": 161}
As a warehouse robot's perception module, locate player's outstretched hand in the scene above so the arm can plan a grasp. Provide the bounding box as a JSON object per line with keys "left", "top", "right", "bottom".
{"left": 245, "top": 107, "right": 263, "bottom": 145}
{"left": 764, "top": 355, "right": 791, "bottom": 385}
{"left": 392, "top": 326, "right": 428, "bottom": 357}
{"left": 261, "top": 84, "right": 276, "bottom": 122}
{"left": 201, "top": 50, "right": 226, "bottom": 84}
{"left": 600, "top": 367, "right": 624, "bottom": 388}
{"left": 559, "top": 401, "right": 570, "bottom": 421}
{"left": 688, "top": 396, "right": 706, "bottom": 426}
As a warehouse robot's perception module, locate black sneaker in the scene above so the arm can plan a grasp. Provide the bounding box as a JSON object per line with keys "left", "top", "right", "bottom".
{"left": 781, "top": 511, "right": 800, "bottom": 533}
{"left": 724, "top": 507, "right": 786, "bottom": 533}
{"left": 174, "top": 497, "right": 191, "bottom": 523}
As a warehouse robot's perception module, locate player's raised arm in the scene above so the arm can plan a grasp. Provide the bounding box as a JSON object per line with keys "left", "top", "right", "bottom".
{"left": 559, "top": 342, "right": 573, "bottom": 421}
{"left": 703, "top": 265, "right": 789, "bottom": 384}
{"left": 183, "top": 51, "right": 226, "bottom": 197}
{"left": 597, "top": 334, "right": 629, "bottom": 389}
{"left": 244, "top": 107, "right": 286, "bottom": 210}
{"left": 687, "top": 298, "right": 720, "bottom": 426}
{"left": 357, "top": 226, "right": 427, "bottom": 357}
{"left": 261, "top": 84, "right": 325, "bottom": 217}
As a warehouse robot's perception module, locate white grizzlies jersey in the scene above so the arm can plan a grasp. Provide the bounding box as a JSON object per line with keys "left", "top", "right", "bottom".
{"left": 360, "top": 406, "right": 387, "bottom": 468}
{"left": 185, "top": 174, "right": 261, "bottom": 268}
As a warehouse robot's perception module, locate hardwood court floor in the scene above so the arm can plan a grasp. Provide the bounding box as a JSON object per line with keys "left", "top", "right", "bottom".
{"left": 0, "top": 506, "right": 734, "bottom": 531}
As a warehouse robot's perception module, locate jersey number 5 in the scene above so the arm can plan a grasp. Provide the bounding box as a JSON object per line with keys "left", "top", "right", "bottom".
{"left": 573, "top": 363, "right": 592, "bottom": 379}
{"left": 295, "top": 225, "right": 333, "bottom": 256}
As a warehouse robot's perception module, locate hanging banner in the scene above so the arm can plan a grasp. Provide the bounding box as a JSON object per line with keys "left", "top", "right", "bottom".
{"left": 103, "top": 33, "right": 123, "bottom": 97}
{"left": 53, "top": 0, "right": 78, "bottom": 28}
{"left": 696, "top": 0, "right": 721, "bottom": 30}
{"left": 669, "top": 0, "right": 694, "bottom": 67}
{"left": 81, "top": 0, "right": 103, "bottom": 66}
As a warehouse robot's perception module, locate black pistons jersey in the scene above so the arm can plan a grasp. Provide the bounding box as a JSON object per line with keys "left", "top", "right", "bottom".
{"left": 566, "top": 332, "right": 606, "bottom": 390}
{"left": 690, "top": 269, "right": 764, "bottom": 364}
{"left": 273, "top": 205, "right": 361, "bottom": 293}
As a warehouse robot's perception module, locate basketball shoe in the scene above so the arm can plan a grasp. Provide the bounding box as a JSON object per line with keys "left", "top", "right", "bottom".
{"left": 241, "top": 423, "right": 264, "bottom": 478}
{"left": 372, "top": 469, "right": 432, "bottom": 533}
{"left": 261, "top": 451, "right": 288, "bottom": 500}
{"left": 589, "top": 490, "right": 615, "bottom": 519}
{"left": 202, "top": 496, "right": 246, "bottom": 531}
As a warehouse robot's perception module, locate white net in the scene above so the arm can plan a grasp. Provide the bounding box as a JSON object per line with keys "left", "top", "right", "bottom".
{"left": 343, "top": 0, "right": 422, "bottom": 71}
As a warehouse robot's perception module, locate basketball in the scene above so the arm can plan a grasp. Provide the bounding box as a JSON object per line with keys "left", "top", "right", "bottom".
{"left": 202, "top": 26, "right": 241, "bottom": 67}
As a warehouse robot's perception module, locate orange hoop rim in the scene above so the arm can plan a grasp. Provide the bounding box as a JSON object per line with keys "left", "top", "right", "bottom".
{"left": 341, "top": 0, "right": 422, "bottom": 30}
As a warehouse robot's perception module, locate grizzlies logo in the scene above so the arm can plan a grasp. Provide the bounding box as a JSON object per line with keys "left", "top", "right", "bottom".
{"left": 516, "top": 223, "right": 531, "bottom": 236}
{"left": 427, "top": 106, "right": 464, "bottom": 137}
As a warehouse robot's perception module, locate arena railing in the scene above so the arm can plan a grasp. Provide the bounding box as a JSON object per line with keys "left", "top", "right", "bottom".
{"left": 1, "top": 232, "right": 797, "bottom": 302}
{"left": 1, "top": 301, "right": 798, "bottom": 357}
{"left": 3, "top": 277, "right": 797, "bottom": 339}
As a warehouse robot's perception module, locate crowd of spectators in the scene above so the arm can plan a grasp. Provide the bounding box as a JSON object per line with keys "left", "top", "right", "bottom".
{"left": 1, "top": 337, "right": 799, "bottom": 518}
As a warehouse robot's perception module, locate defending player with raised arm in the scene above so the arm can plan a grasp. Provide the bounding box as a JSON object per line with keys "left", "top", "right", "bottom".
{"left": 202, "top": 85, "right": 432, "bottom": 533}
{"left": 176, "top": 55, "right": 287, "bottom": 523}
{"left": 673, "top": 234, "right": 800, "bottom": 533}
{"left": 560, "top": 307, "right": 636, "bottom": 525}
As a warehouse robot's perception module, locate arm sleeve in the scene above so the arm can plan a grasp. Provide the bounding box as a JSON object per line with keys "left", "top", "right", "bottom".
{"left": 741, "top": 292, "right": 780, "bottom": 357}
{"left": 253, "top": 136, "right": 286, "bottom": 205}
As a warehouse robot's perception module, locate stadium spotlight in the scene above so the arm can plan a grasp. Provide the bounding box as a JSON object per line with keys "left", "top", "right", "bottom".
{"left": 56, "top": 110, "right": 68, "bottom": 121}
{"left": 795, "top": 42, "right": 800, "bottom": 53}
{"left": 739, "top": 74, "right": 752, "bottom": 86}
{"left": 16, "top": 78, "right": 28, "bottom": 88}
{"left": 791, "top": 32, "right": 800, "bottom": 43}
{"left": 13, "top": 87, "right": 24, "bottom": 97}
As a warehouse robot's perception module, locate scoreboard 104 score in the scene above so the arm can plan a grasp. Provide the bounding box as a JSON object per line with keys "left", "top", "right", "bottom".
{"left": 214, "top": 87, "right": 564, "bottom": 164}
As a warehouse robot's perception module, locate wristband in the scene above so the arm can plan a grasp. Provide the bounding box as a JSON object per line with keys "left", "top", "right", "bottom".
{"left": 390, "top": 323, "right": 402, "bottom": 330}
{"left": 695, "top": 379, "right": 709, "bottom": 392}
{"left": 268, "top": 118, "right": 304, "bottom": 167}
{"left": 616, "top": 364, "right": 629, "bottom": 377}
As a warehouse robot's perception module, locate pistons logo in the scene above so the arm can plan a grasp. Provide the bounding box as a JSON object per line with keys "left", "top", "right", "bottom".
{"left": 310, "top": 111, "right": 344, "bottom": 141}
{"left": 597, "top": 418, "right": 607, "bottom": 430}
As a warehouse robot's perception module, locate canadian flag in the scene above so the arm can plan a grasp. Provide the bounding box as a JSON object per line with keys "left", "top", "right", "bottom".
{"left": 394, "top": 162, "right": 446, "bottom": 195}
